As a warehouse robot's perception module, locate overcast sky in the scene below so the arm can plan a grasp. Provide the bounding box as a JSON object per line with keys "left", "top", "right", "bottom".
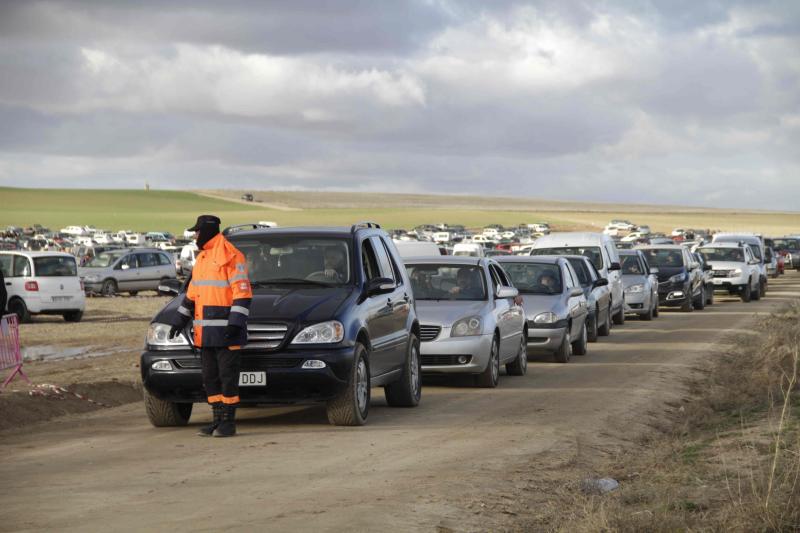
{"left": 0, "top": 1, "right": 798, "bottom": 209}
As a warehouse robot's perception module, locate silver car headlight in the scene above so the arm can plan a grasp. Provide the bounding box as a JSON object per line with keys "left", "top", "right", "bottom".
{"left": 451, "top": 316, "right": 483, "bottom": 337}
{"left": 83, "top": 274, "right": 100, "bottom": 282}
{"left": 533, "top": 312, "right": 558, "bottom": 324}
{"left": 147, "top": 323, "right": 189, "bottom": 348}
{"left": 625, "top": 284, "right": 644, "bottom": 293}
{"left": 292, "top": 321, "right": 344, "bottom": 344}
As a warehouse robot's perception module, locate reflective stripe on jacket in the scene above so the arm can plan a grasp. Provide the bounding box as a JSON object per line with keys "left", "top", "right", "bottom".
{"left": 177, "top": 233, "right": 252, "bottom": 348}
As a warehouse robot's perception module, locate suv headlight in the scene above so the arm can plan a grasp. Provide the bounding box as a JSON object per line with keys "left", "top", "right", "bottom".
{"left": 292, "top": 321, "right": 344, "bottom": 344}
{"left": 731, "top": 268, "right": 742, "bottom": 276}
{"left": 533, "top": 312, "right": 558, "bottom": 324}
{"left": 625, "top": 283, "right": 644, "bottom": 293}
{"left": 669, "top": 273, "right": 687, "bottom": 284}
{"left": 147, "top": 323, "right": 189, "bottom": 349}
{"left": 451, "top": 316, "right": 483, "bottom": 337}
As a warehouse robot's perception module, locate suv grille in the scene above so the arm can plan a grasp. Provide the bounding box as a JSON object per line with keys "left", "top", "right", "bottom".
{"left": 713, "top": 269, "right": 735, "bottom": 278}
{"left": 244, "top": 323, "right": 289, "bottom": 351}
{"left": 419, "top": 325, "right": 442, "bottom": 342}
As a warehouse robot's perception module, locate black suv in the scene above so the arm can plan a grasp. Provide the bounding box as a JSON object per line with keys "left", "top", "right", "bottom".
{"left": 141, "top": 223, "right": 421, "bottom": 427}
{"left": 637, "top": 244, "right": 708, "bottom": 312}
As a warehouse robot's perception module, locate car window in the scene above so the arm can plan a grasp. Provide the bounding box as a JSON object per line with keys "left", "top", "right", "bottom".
{"left": 157, "top": 253, "right": 172, "bottom": 266}
{"left": 232, "top": 236, "right": 352, "bottom": 285}
{"left": 33, "top": 256, "right": 77, "bottom": 277}
{"left": 14, "top": 255, "right": 31, "bottom": 277}
{"left": 380, "top": 238, "right": 404, "bottom": 286}
{"left": 370, "top": 237, "right": 396, "bottom": 283}
{"left": 492, "top": 263, "right": 512, "bottom": 287}
{"left": 406, "top": 263, "right": 487, "bottom": 300}
{"left": 620, "top": 255, "right": 643, "bottom": 274}
{"left": 531, "top": 246, "right": 603, "bottom": 270}
{"left": 361, "top": 238, "right": 382, "bottom": 283}
{"left": 639, "top": 256, "right": 650, "bottom": 274}
{"left": 487, "top": 265, "right": 501, "bottom": 291}
{"left": 565, "top": 258, "right": 590, "bottom": 286}
{"left": 0, "top": 255, "right": 12, "bottom": 277}
{"left": 118, "top": 254, "right": 138, "bottom": 269}
{"left": 498, "top": 262, "right": 562, "bottom": 295}
{"left": 138, "top": 253, "right": 158, "bottom": 268}
{"left": 640, "top": 249, "right": 684, "bottom": 268}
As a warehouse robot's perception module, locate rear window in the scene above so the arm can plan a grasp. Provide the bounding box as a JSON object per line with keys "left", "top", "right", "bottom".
{"left": 531, "top": 246, "right": 603, "bottom": 270}
{"left": 33, "top": 256, "right": 77, "bottom": 277}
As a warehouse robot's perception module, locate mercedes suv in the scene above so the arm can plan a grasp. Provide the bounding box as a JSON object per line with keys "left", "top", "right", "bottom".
{"left": 141, "top": 223, "right": 422, "bottom": 427}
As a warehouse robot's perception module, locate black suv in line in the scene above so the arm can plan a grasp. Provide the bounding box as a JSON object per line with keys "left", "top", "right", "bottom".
{"left": 636, "top": 244, "right": 708, "bottom": 312}
{"left": 141, "top": 222, "right": 422, "bottom": 427}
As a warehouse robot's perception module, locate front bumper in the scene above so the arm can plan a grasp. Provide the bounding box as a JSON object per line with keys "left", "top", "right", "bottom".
{"left": 712, "top": 276, "right": 747, "bottom": 292}
{"left": 526, "top": 326, "right": 567, "bottom": 354}
{"left": 420, "top": 332, "right": 494, "bottom": 374}
{"left": 657, "top": 283, "right": 690, "bottom": 307}
{"left": 624, "top": 290, "right": 647, "bottom": 312}
{"left": 141, "top": 345, "right": 356, "bottom": 404}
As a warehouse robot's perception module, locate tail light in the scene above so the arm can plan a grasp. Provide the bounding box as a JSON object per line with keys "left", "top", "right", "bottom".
{"left": 24, "top": 281, "right": 39, "bottom": 291}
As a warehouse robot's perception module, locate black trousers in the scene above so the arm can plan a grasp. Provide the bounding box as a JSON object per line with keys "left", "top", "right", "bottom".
{"left": 201, "top": 347, "right": 241, "bottom": 405}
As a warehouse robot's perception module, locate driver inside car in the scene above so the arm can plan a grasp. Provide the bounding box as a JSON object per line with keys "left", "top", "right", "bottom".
{"left": 449, "top": 268, "right": 483, "bottom": 299}
{"left": 323, "top": 247, "right": 346, "bottom": 282}
{"left": 537, "top": 271, "right": 559, "bottom": 294}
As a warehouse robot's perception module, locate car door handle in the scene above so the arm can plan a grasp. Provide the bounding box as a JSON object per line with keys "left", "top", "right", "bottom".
{"left": 4, "top": 282, "right": 10, "bottom": 286}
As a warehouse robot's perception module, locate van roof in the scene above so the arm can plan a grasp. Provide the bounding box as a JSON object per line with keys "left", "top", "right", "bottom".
{"left": 532, "top": 232, "right": 611, "bottom": 247}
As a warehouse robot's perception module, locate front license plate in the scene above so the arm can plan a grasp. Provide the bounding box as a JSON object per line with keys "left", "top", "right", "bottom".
{"left": 239, "top": 371, "right": 266, "bottom": 387}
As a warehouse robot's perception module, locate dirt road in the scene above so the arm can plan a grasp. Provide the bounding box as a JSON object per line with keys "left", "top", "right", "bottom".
{"left": 2, "top": 273, "right": 798, "bottom": 532}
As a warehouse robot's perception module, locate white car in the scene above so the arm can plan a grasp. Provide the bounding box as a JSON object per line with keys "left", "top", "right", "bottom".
{"left": 93, "top": 232, "right": 114, "bottom": 245}
{"left": 621, "top": 231, "right": 649, "bottom": 242}
{"left": 482, "top": 228, "right": 501, "bottom": 239}
{"left": 177, "top": 243, "right": 199, "bottom": 275}
{"left": 671, "top": 228, "right": 686, "bottom": 237}
{"left": 60, "top": 225, "right": 86, "bottom": 236}
{"left": 470, "top": 235, "right": 496, "bottom": 244}
{"left": 126, "top": 233, "right": 146, "bottom": 246}
{"left": 500, "top": 231, "right": 517, "bottom": 240}
{"left": 452, "top": 243, "right": 485, "bottom": 257}
{"left": 696, "top": 243, "right": 762, "bottom": 302}
{"left": 529, "top": 232, "right": 626, "bottom": 326}
{"left": 393, "top": 240, "right": 443, "bottom": 259}
{"left": 712, "top": 233, "right": 768, "bottom": 295}
{"left": 0, "top": 251, "right": 86, "bottom": 322}
{"left": 432, "top": 232, "right": 452, "bottom": 244}
{"left": 527, "top": 223, "right": 550, "bottom": 234}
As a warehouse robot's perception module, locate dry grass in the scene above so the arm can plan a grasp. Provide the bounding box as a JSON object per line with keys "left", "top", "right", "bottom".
{"left": 544, "top": 303, "right": 800, "bottom": 532}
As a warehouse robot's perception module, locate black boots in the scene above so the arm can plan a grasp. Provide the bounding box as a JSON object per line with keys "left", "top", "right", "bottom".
{"left": 197, "top": 402, "right": 223, "bottom": 436}
{"left": 213, "top": 404, "right": 237, "bottom": 438}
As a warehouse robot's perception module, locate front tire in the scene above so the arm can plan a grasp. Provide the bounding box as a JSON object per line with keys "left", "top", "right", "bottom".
{"left": 384, "top": 334, "right": 421, "bottom": 407}
{"left": 571, "top": 322, "right": 588, "bottom": 355}
{"left": 741, "top": 282, "right": 752, "bottom": 302}
{"left": 598, "top": 306, "right": 611, "bottom": 337}
{"left": 476, "top": 336, "right": 500, "bottom": 388}
{"left": 612, "top": 305, "right": 625, "bottom": 325}
{"left": 706, "top": 285, "right": 714, "bottom": 305}
{"left": 694, "top": 286, "right": 705, "bottom": 310}
{"left": 586, "top": 310, "right": 599, "bottom": 342}
{"left": 506, "top": 331, "right": 528, "bottom": 376}
{"left": 554, "top": 329, "right": 571, "bottom": 363}
{"left": 143, "top": 388, "right": 192, "bottom": 427}
{"left": 327, "top": 342, "right": 370, "bottom": 426}
{"left": 752, "top": 283, "right": 761, "bottom": 301}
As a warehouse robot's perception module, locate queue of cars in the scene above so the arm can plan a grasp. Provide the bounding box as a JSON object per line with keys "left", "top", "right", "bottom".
{"left": 145, "top": 224, "right": 782, "bottom": 431}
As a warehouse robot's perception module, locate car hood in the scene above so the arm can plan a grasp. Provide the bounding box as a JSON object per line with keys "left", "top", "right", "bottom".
{"left": 622, "top": 274, "right": 647, "bottom": 288}
{"left": 154, "top": 286, "right": 355, "bottom": 324}
{"left": 518, "top": 293, "right": 564, "bottom": 319}
{"left": 414, "top": 300, "right": 489, "bottom": 327}
{"left": 654, "top": 266, "right": 685, "bottom": 282}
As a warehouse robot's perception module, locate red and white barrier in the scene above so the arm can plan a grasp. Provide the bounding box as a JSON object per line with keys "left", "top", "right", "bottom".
{"left": 1, "top": 314, "right": 29, "bottom": 389}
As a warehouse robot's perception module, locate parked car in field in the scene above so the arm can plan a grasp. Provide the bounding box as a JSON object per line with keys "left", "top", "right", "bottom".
{"left": 453, "top": 243, "right": 485, "bottom": 257}
{"left": 60, "top": 225, "right": 86, "bottom": 236}
{"left": 559, "top": 255, "right": 612, "bottom": 341}
{"left": 696, "top": 243, "right": 762, "bottom": 302}
{"left": 142, "top": 223, "right": 422, "bottom": 427}
{"left": 529, "top": 232, "right": 625, "bottom": 326}
{"left": 637, "top": 245, "right": 708, "bottom": 311}
{"left": 177, "top": 243, "right": 198, "bottom": 276}
{"left": 0, "top": 251, "right": 86, "bottom": 322}
{"left": 712, "top": 233, "right": 767, "bottom": 295}
{"left": 79, "top": 248, "right": 177, "bottom": 296}
{"left": 496, "top": 256, "right": 588, "bottom": 363}
{"left": 393, "top": 240, "right": 444, "bottom": 258}
{"left": 619, "top": 249, "right": 659, "bottom": 320}
{"left": 405, "top": 257, "right": 526, "bottom": 386}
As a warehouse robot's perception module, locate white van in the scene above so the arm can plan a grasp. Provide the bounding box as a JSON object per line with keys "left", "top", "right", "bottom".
{"left": 0, "top": 251, "right": 86, "bottom": 322}
{"left": 452, "top": 243, "right": 485, "bottom": 257}
{"left": 712, "top": 233, "right": 768, "bottom": 294}
{"left": 393, "top": 240, "right": 443, "bottom": 259}
{"left": 529, "top": 232, "right": 625, "bottom": 325}
{"left": 126, "top": 233, "right": 146, "bottom": 246}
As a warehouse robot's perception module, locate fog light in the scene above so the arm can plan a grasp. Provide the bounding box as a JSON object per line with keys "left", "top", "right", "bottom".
{"left": 458, "top": 355, "right": 469, "bottom": 364}
{"left": 672, "top": 291, "right": 684, "bottom": 298}
{"left": 151, "top": 360, "right": 173, "bottom": 371}
{"left": 302, "top": 360, "right": 326, "bottom": 369}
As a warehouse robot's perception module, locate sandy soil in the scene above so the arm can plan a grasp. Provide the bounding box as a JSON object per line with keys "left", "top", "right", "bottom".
{"left": 0, "top": 274, "right": 797, "bottom": 532}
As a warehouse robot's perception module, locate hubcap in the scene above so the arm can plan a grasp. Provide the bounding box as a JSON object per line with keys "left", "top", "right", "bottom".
{"left": 410, "top": 345, "right": 420, "bottom": 396}
{"left": 356, "top": 358, "right": 368, "bottom": 414}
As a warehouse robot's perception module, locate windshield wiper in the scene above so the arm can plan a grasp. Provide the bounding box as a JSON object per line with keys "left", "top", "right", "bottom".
{"left": 252, "top": 278, "right": 335, "bottom": 288}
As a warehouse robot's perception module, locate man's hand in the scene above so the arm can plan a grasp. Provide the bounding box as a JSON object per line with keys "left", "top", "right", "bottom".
{"left": 224, "top": 324, "right": 242, "bottom": 340}
{"left": 168, "top": 325, "right": 182, "bottom": 340}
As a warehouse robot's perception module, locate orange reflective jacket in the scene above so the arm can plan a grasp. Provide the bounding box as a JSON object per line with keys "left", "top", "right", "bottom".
{"left": 174, "top": 233, "right": 252, "bottom": 348}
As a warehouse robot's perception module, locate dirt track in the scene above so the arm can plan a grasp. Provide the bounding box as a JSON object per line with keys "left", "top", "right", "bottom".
{"left": 1, "top": 273, "right": 798, "bottom": 532}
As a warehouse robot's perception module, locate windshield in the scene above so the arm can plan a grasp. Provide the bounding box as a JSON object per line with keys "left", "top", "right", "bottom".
{"left": 86, "top": 251, "right": 127, "bottom": 268}
{"left": 641, "top": 248, "right": 684, "bottom": 268}
{"left": 232, "top": 236, "right": 352, "bottom": 286}
{"left": 773, "top": 238, "right": 799, "bottom": 251}
{"left": 531, "top": 246, "right": 603, "bottom": 270}
{"left": 715, "top": 237, "right": 762, "bottom": 260}
{"left": 699, "top": 247, "right": 744, "bottom": 262}
{"left": 620, "top": 255, "right": 644, "bottom": 275}
{"left": 406, "top": 264, "right": 487, "bottom": 300}
{"left": 34, "top": 256, "right": 77, "bottom": 277}
{"left": 500, "top": 263, "right": 563, "bottom": 295}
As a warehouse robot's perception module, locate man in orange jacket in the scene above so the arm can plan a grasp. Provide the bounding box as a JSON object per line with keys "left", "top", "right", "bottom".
{"left": 168, "top": 215, "right": 252, "bottom": 437}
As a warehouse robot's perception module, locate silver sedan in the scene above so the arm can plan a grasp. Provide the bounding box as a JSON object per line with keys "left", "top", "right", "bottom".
{"left": 495, "top": 256, "right": 589, "bottom": 363}
{"left": 405, "top": 257, "right": 527, "bottom": 388}
{"left": 619, "top": 249, "right": 659, "bottom": 320}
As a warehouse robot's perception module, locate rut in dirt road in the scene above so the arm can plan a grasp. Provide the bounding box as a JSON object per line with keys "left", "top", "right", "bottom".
{"left": 1, "top": 273, "right": 798, "bottom": 532}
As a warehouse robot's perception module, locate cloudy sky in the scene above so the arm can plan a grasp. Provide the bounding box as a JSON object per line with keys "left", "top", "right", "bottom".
{"left": 0, "top": 1, "right": 798, "bottom": 209}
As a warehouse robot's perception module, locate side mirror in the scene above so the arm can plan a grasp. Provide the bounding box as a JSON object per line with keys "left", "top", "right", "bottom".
{"left": 366, "top": 277, "right": 394, "bottom": 296}
{"left": 570, "top": 287, "right": 584, "bottom": 297}
{"left": 608, "top": 262, "right": 621, "bottom": 271}
{"left": 495, "top": 286, "right": 518, "bottom": 299}
{"left": 649, "top": 267, "right": 659, "bottom": 274}
{"left": 703, "top": 264, "right": 712, "bottom": 271}
{"left": 158, "top": 278, "right": 183, "bottom": 295}
{"left": 593, "top": 277, "right": 609, "bottom": 287}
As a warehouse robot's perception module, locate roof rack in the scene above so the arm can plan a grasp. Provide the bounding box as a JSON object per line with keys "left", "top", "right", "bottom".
{"left": 351, "top": 221, "right": 381, "bottom": 233}
{"left": 222, "top": 223, "right": 272, "bottom": 236}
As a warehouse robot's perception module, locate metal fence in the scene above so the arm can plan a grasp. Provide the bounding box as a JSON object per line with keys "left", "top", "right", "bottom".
{"left": 1, "top": 314, "right": 28, "bottom": 389}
